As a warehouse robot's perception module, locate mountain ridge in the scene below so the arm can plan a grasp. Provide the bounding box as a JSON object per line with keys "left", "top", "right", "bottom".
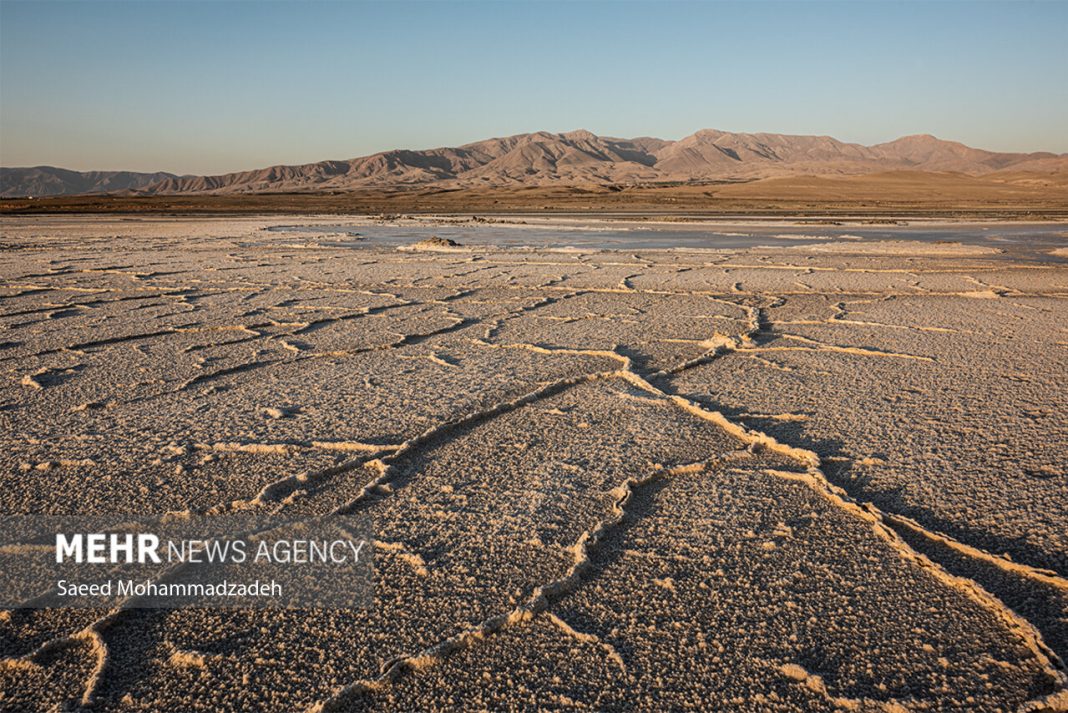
{"left": 3, "top": 129, "right": 1065, "bottom": 198}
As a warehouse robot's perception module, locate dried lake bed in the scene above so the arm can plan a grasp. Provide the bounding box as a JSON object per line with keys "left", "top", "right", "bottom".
{"left": 1, "top": 215, "right": 1066, "bottom": 711}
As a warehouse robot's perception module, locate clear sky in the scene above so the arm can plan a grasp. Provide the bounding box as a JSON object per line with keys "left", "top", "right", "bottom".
{"left": 1, "top": 0, "right": 1065, "bottom": 175}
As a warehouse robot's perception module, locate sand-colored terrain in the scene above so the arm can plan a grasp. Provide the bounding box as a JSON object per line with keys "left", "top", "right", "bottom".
{"left": 4, "top": 130, "right": 1066, "bottom": 199}
{"left": 1, "top": 216, "right": 1066, "bottom": 711}
{"left": 3, "top": 169, "right": 1068, "bottom": 219}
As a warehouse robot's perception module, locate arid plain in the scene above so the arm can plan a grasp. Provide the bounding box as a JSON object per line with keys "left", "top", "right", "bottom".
{"left": 1, "top": 215, "right": 1067, "bottom": 712}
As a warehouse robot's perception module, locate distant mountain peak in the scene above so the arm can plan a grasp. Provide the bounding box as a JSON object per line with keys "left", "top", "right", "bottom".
{"left": 561, "top": 129, "right": 598, "bottom": 141}
{"left": 2, "top": 129, "right": 1064, "bottom": 197}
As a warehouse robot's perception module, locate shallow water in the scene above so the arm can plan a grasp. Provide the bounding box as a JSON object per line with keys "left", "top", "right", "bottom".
{"left": 269, "top": 219, "right": 1068, "bottom": 262}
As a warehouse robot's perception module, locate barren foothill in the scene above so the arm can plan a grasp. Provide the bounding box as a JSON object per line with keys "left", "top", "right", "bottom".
{"left": 0, "top": 215, "right": 1066, "bottom": 712}
{"left": 4, "top": 169, "right": 1068, "bottom": 219}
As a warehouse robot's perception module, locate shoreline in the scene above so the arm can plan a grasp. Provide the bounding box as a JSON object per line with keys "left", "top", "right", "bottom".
{"left": 6, "top": 213, "right": 1065, "bottom": 264}
{"left": 5, "top": 211, "right": 1068, "bottom": 226}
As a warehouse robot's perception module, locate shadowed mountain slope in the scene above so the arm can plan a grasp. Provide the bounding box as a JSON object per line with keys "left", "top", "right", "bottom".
{"left": 3, "top": 130, "right": 1065, "bottom": 197}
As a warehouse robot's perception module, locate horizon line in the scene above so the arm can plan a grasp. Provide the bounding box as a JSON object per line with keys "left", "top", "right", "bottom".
{"left": 2, "top": 127, "right": 1064, "bottom": 177}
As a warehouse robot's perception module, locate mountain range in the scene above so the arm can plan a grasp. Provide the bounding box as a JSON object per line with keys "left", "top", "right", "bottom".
{"left": 3, "top": 129, "right": 1066, "bottom": 198}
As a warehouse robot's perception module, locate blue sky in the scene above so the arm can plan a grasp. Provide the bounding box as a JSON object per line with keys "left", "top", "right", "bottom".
{"left": 2, "top": 0, "right": 1065, "bottom": 174}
